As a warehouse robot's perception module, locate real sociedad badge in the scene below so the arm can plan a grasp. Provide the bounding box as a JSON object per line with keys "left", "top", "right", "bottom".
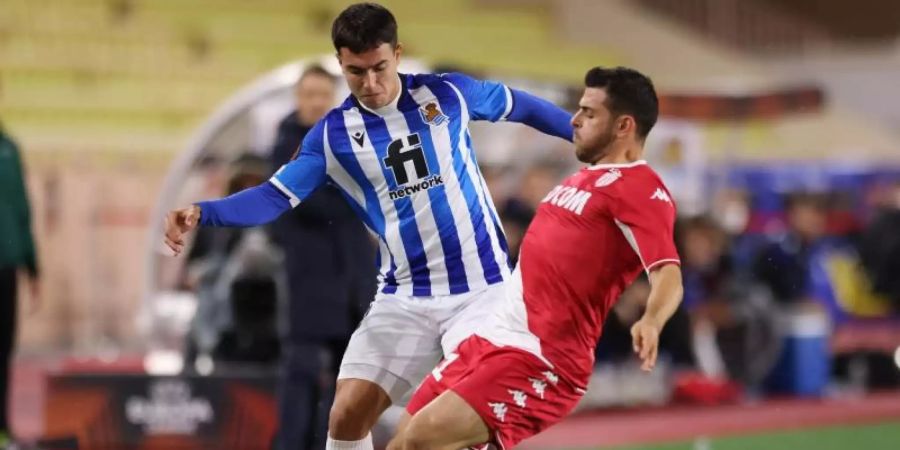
{"left": 420, "top": 102, "right": 448, "bottom": 127}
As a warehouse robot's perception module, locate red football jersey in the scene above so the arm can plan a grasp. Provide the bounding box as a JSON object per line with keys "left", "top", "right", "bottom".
{"left": 478, "top": 160, "right": 680, "bottom": 389}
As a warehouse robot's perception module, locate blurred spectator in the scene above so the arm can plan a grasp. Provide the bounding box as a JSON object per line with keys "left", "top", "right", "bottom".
{"left": 677, "top": 216, "right": 779, "bottom": 389}
{"left": 517, "top": 163, "right": 565, "bottom": 210}
{"left": 182, "top": 154, "right": 283, "bottom": 368}
{"left": 498, "top": 162, "right": 565, "bottom": 264}
{"left": 268, "top": 66, "right": 377, "bottom": 450}
{"left": 859, "top": 181, "right": 900, "bottom": 312}
{"left": 596, "top": 276, "right": 697, "bottom": 371}
{"left": 499, "top": 199, "right": 534, "bottom": 266}
{"left": 0, "top": 124, "right": 40, "bottom": 447}
{"left": 753, "top": 193, "right": 830, "bottom": 307}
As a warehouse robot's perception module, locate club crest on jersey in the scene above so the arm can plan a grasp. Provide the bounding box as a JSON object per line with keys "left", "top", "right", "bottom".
{"left": 595, "top": 168, "right": 622, "bottom": 188}
{"left": 419, "top": 102, "right": 448, "bottom": 126}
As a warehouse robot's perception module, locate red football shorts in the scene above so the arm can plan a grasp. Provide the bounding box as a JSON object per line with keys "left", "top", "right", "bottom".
{"left": 406, "top": 335, "right": 583, "bottom": 449}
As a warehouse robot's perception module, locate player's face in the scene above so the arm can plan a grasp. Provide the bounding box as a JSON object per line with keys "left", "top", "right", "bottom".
{"left": 295, "top": 73, "right": 336, "bottom": 126}
{"left": 338, "top": 43, "right": 403, "bottom": 110}
{"left": 571, "top": 87, "right": 617, "bottom": 164}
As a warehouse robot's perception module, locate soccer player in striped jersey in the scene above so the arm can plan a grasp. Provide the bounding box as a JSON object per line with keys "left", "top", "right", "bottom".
{"left": 163, "top": 3, "right": 572, "bottom": 450}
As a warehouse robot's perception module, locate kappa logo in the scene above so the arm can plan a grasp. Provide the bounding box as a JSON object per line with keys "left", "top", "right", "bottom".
{"left": 542, "top": 371, "right": 559, "bottom": 385}
{"left": 595, "top": 168, "right": 622, "bottom": 188}
{"left": 508, "top": 389, "right": 528, "bottom": 408}
{"left": 529, "top": 377, "right": 547, "bottom": 399}
{"left": 488, "top": 402, "right": 508, "bottom": 422}
{"left": 650, "top": 188, "right": 672, "bottom": 203}
{"left": 420, "top": 102, "right": 448, "bottom": 126}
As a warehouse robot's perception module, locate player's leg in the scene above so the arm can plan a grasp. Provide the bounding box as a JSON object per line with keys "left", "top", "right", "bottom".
{"left": 399, "top": 336, "right": 586, "bottom": 450}
{"left": 327, "top": 294, "right": 443, "bottom": 449}
{"left": 326, "top": 378, "right": 392, "bottom": 448}
{"left": 385, "top": 411, "right": 412, "bottom": 450}
{"left": 389, "top": 390, "right": 490, "bottom": 450}
{"left": 387, "top": 348, "right": 456, "bottom": 449}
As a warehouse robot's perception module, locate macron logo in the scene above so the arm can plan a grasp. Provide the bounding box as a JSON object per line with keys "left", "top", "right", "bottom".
{"left": 650, "top": 188, "right": 671, "bottom": 203}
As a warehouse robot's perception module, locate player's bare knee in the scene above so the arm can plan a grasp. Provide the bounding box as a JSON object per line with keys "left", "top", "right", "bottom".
{"left": 328, "top": 401, "right": 370, "bottom": 439}
{"left": 329, "top": 380, "right": 391, "bottom": 439}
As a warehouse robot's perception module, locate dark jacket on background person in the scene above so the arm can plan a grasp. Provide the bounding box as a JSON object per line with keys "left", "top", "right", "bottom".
{"left": 0, "top": 130, "right": 38, "bottom": 275}
{"left": 269, "top": 112, "right": 377, "bottom": 340}
{"left": 270, "top": 111, "right": 377, "bottom": 450}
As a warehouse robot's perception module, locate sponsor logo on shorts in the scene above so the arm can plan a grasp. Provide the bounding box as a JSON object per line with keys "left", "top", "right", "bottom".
{"left": 488, "top": 402, "right": 508, "bottom": 422}
{"left": 508, "top": 389, "right": 527, "bottom": 408}
{"left": 529, "top": 377, "right": 547, "bottom": 399}
{"left": 542, "top": 371, "right": 559, "bottom": 385}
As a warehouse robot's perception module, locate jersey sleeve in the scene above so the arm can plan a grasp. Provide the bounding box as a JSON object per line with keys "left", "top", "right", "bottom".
{"left": 610, "top": 177, "right": 680, "bottom": 273}
{"left": 442, "top": 72, "right": 512, "bottom": 122}
{"left": 269, "top": 119, "right": 328, "bottom": 206}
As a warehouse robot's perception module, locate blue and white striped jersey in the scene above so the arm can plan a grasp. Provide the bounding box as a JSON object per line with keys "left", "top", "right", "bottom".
{"left": 271, "top": 73, "right": 514, "bottom": 297}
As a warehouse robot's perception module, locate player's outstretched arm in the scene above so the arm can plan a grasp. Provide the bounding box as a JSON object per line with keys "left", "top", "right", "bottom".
{"left": 162, "top": 182, "right": 292, "bottom": 255}
{"left": 164, "top": 204, "right": 201, "bottom": 255}
{"left": 631, "top": 263, "right": 683, "bottom": 372}
{"left": 506, "top": 88, "right": 574, "bottom": 142}
{"left": 162, "top": 136, "right": 327, "bottom": 255}
{"left": 442, "top": 72, "right": 573, "bottom": 142}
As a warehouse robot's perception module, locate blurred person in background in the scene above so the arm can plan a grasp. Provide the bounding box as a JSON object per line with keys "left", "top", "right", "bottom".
{"left": 753, "top": 193, "right": 831, "bottom": 308}
{"left": 499, "top": 163, "right": 565, "bottom": 264}
{"left": 498, "top": 199, "right": 534, "bottom": 266}
{"left": 709, "top": 188, "right": 757, "bottom": 272}
{"left": 268, "top": 65, "right": 377, "bottom": 450}
{"left": 677, "top": 216, "right": 779, "bottom": 392}
{"left": 596, "top": 275, "right": 696, "bottom": 372}
{"left": 0, "top": 123, "right": 40, "bottom": 447}
{"left": 182, "top": 154, "right": 284, "bottom": 369}
{"left": 859, "top": 181, "right": 900, "bottom": 313}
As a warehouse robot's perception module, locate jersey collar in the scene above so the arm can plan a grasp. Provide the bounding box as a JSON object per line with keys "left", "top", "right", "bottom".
{"left": 586, "top": 160, "right": 647, "bottom": 170}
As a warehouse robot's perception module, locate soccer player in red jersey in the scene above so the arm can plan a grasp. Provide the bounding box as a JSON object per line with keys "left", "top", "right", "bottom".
{"left": 388, "top": 66, "right": 684, "bottom": 450}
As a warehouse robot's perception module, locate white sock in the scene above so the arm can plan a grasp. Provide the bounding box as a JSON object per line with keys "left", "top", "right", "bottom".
{"left": 326, "top": 432, "right": 373, "bottom": 450}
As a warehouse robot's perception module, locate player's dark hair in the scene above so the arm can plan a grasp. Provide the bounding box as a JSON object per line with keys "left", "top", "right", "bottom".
{"left": 299, "top": 64, "right": 336, "bottom": 84}
{"left": 331, "top": 3, "right": 398, "bottom": 54}
{"left": 584, "top": 66, "right": 658, "bottom": 140}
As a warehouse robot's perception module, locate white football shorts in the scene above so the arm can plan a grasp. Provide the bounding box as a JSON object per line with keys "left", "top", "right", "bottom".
{"left": 337, "top": 282, "right": 506, "bottom": 404}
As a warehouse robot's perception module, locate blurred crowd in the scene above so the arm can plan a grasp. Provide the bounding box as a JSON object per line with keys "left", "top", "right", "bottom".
{"left": 185, "top": 142, "right": 900, "bottom": 418}
{"left": 487, "top": 161, "right": 900, "bottom": 407}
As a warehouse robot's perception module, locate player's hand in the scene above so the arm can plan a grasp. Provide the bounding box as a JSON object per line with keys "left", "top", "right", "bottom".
{"left": 631, "top": 316, "right": 662, "bottom": 372}
{"left": 164, "top": 205, "right": 201, "bottom": 256}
